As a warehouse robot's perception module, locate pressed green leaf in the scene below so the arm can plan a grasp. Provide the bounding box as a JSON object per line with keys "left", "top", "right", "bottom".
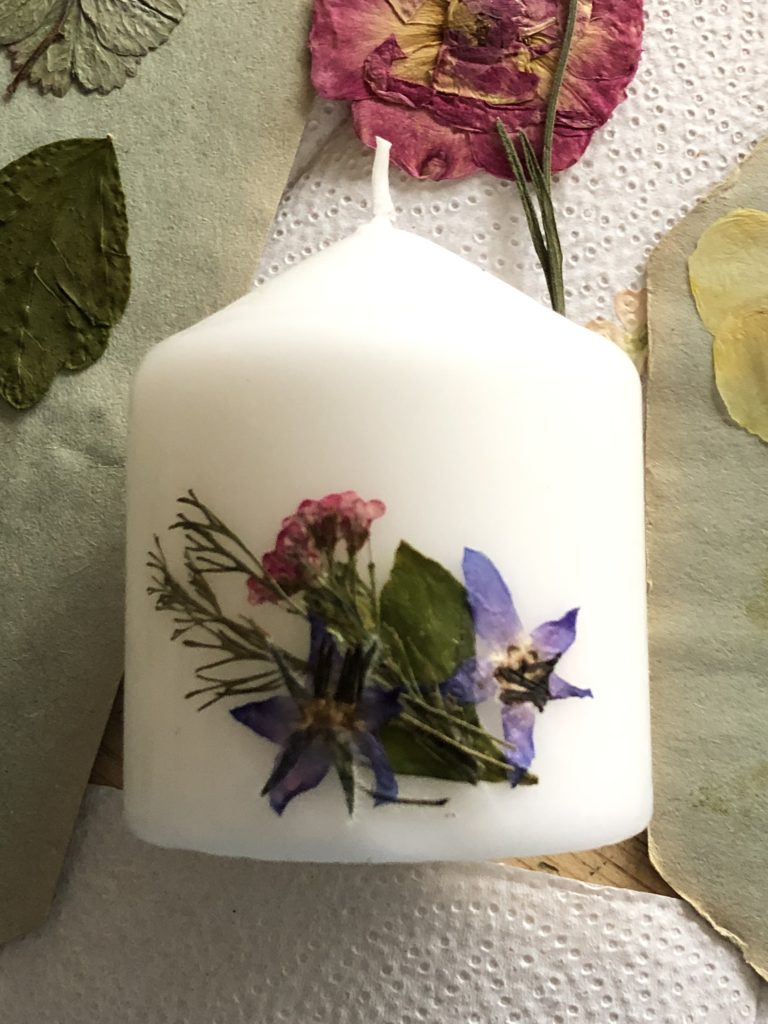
{"left": 378, "top": 543, "right": 509, "bottom": 784}
{"left": 456, "top": 703, "right": 508, "bottom": 783}
{"left": 379, "top": 541, "right": 474, "bottom": 685}
{"left": 381, "top": 704, "right": 510, "bottom": 784}
{"left": 0, "top": 137, "right": 131, "bottom": 410}
{"left": 0, "top": 0, "right": 187, "bottom": 98}
{"left": 380, "top": 720, "right": 479, "bottom": 782}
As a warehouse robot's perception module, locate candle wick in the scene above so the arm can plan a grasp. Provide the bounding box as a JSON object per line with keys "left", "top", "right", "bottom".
{"left": 372, "top": 137, "right": 396, "bottom": 222}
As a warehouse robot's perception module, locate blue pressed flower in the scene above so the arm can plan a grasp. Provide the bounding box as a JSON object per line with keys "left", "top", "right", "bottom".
{"left": 231, "top": 621, "right": 400, "bottom": 815}
{"left": 446, "top": 549, "right": 592, "bottom": 787}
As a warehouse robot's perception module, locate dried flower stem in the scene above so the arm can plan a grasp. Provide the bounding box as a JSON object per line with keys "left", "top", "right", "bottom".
{"left": 542, "top": 0, "right": 580, "bottom": 188}
{"left": 147, "top": 539, "right": 283, "bottom": 707}
{"left": 364, "top": 788, "right": 450, "bottom": 808}
{"left": 400, "top": 713, "right": 514, "bottom": 775}
{"left": 173, "top": 491, "right": 306, "bottom": 616}
{"left": 401, "top": 693, "right": 518, "bottom": 754}
{"left": 496, "top": 0, "right": 579, "bottom": 316}
{"left": 5, "top": 0, "right": 73, "bottom": 100}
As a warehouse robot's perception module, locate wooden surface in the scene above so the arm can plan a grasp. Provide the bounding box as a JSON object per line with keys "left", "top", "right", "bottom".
{"left": 93, "top": 688, "right": 674, "bottom": 896}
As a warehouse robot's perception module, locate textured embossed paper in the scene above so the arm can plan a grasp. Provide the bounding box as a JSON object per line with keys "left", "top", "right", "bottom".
{"left": 1, "top": 787, "right": 766, "bottom": 1024}
{"left": 647, "top": 138, "right": 768, "bottom": 980}
{"left": 0, "top": 0, "right": 310, "bottom": 944}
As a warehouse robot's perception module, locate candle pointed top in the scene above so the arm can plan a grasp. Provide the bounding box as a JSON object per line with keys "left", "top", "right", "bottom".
{"left": 372, "top": 137, "right": 396, "bottom": 222}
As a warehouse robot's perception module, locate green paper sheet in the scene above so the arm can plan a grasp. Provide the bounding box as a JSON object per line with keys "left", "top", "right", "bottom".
{"left": 647, "top": 137, "right": 768, "bottom": 980}
{"left": 0, "top": 0, "right": 311, "bottom": 943}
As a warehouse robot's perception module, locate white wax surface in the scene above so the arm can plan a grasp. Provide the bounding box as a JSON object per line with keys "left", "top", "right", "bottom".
{"left": 125, "top": 217, "right": 651, "bottom": 862}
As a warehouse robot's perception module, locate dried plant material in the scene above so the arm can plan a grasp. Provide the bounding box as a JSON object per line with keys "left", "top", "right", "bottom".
{"left": 713, "top": 309, "right": 768, "bottom": 442}
{"left": 310, "top": 0, "right": 643, "bottom": 181}
{"left": 380, "top": 541, "right": 474, "bottom": 686}
{"left": 0, "top": 137, "right": 130, "bottom": 410}
{"left": 614, "top": 288, "right": 647, "bottom": 337}
{"left": 584, "top": 317, "right": 623, "bottom": 345}
{"left": 148, "top": 491, "right": 591, "bottom": 805}
{"left": 0, "top": 0, "right": 187, "bottom": 99}
{"left": 687, "top": 208, "right": 768, "bottom": 439}
{"left": 647, "top": 136, "right": 768, "bottom": 981}
{"left": 585, "top": 288, "right": 647, "bottom": 372}
{"left": 688, "top": 208, "right": 768, "bottom": 334}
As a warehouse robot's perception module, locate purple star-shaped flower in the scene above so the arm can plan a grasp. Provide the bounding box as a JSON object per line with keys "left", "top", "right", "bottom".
{"left": 446, "top": 549, "right": 592, "bottom": 786}
{"left": 231, "top": 621, "right": 400, "bottom": 815}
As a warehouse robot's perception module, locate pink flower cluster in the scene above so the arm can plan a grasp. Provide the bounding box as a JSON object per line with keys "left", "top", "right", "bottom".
{"left": 247, "top": 491, "right": 386, "bottom": 605}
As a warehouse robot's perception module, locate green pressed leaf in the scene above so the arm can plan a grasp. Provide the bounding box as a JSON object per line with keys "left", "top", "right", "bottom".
{"left": 378, "top": 542, "right": 508, "bottom": 783}
{"left": 456, "top": 703, "right": 508, "bottom": 783}
{"left": 0, "top": 137, "right": 131, "bottom": 410}
{"left": 380, "top": 705, "right": 510, "bottom": 784}
{"left": 380, "top": 720, "right": 478, "bottom": 783}
{"left": 0, "top": 0, "right": 187, "bottom": 99}
{"left": 379, "top": 541, "right": 474, "bottom": 685}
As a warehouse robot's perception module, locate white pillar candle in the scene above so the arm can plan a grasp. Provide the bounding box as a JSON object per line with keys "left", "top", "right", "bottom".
{"left": 125, "top": 140, "right": 651, "bottom": 862}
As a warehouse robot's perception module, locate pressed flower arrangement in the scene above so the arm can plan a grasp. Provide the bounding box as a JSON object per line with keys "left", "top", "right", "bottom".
{"left": 148, "top": 490, "right": 591, "bottom": 816}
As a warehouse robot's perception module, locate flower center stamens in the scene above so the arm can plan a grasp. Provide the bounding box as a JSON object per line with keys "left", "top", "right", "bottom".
{"left": 302, "top": 698, "right": 361, "bottom": 734}
{"left": 493, "top": 643, "right": 558, "bottom": 711}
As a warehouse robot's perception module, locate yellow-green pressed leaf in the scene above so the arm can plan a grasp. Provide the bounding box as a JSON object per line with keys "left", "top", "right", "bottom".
{"left": 688, "top": 208, "right": 768, "bottom": 333}
{"left": 0, "top": 137, "right": 131, "bottom": 410}
{"left": 714, "top": 309, "right": 768, "bottom": 442}
{"left": 0, "top": 0, "right": 187, "bottom": 99}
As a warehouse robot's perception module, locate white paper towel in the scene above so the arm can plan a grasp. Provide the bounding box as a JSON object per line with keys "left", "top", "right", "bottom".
{"left": 0, "top": 787, "right": 765, "bottom": 1023}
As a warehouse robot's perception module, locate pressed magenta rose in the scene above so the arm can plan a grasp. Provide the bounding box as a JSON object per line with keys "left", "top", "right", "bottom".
{"left": 310, "top": 0, "right": 644, "bottom": 181}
